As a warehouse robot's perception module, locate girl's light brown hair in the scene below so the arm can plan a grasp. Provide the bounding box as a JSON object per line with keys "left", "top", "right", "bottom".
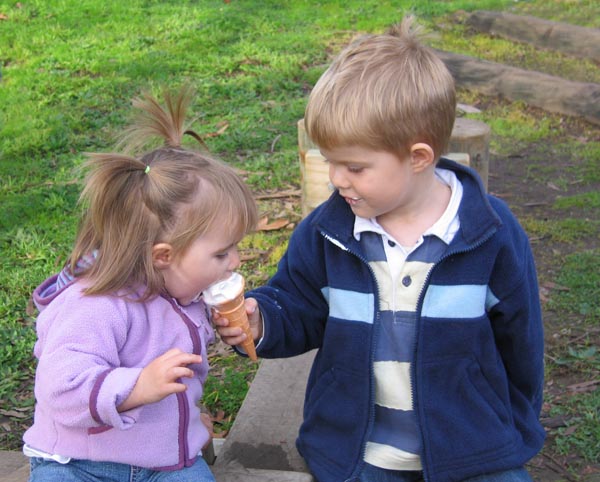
{"left": 69, "top": 85, "right": 258, "bottom": 300}
{"left": 305, "top": 15, "right": 456, "bottom": 160}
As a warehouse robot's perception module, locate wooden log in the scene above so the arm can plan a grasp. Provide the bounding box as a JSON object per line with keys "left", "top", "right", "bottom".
{"left": 297, "top": 119, "right": 326, "bottom": 217}
{"left": 467, "top": 10, "right": 600, "bottom": 63}
{"left": 446, "top": 117, "right": 490, "bottom": 191}
{"left": 435, "top": 49, "right": 600, "bottom": 126}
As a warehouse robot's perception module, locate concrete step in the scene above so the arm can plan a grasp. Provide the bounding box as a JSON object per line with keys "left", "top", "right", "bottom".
{"left": 213, "top": 351, "right": 316, "bottom": 477}
{"left": 213, "top": 462, "right": 314, "bottom": 482}
{"left": 0, "top": 450, "right": 29, "bottom": 482}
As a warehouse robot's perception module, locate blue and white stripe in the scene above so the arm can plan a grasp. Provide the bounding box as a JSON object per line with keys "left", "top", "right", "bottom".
{"left": 363, "top": 232, "right": 445, "bottom": 470}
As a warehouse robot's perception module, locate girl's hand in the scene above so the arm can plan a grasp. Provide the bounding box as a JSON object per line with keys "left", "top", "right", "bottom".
{"left": 212, "top": 297, "right": 263, "bottom": 346}
{"left": 118, "top": 348, "right": 202, "bottom": 412}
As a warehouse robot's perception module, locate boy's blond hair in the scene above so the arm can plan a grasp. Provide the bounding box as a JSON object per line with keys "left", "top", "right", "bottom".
{"left": 70, "top": 86, "right": 258, "bottom": 300}
{"left": 305, "top": 16, "right": 456, "bottom": 159}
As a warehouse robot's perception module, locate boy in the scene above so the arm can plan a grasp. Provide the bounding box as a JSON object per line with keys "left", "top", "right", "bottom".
{"left": 214, "top": 16, "right": 545, "bottom": 482}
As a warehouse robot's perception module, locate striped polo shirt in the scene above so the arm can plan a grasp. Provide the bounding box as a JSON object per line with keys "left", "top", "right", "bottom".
{"left": 355, "top": 168, "right": 463, "bottom": 471}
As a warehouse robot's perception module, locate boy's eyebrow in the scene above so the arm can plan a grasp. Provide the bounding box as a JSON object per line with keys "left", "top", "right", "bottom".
{"left": 326, "top": 157, "right": 370, "bottom": 165}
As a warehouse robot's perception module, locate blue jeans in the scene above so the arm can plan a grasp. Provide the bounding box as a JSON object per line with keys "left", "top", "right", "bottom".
{"left": 29, "top": 456, "right": 216, "bottom": 482}
{"left": 358, "top": 463, "right": 533, "bottom": 482}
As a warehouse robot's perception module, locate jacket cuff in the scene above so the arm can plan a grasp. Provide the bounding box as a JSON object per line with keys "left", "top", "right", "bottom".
{"left": 90, "top": 367, "right": 144, "bottom": 430}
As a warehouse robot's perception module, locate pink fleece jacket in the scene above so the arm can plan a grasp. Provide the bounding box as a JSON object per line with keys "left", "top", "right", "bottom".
{"left": 23, "top": 275, "right": 214, "bottom": 470}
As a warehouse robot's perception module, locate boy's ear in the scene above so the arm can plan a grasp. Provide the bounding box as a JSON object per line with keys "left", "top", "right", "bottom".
{"left": 409, "top": 143, "right": 435, "bottom": 173}
{"left": 152, "top": 243, "right": 174, "bottom": 269}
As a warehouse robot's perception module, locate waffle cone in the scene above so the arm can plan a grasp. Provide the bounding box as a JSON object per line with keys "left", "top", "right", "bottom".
{"left": 214, "top": 282, "right": 257, "bottom": 361}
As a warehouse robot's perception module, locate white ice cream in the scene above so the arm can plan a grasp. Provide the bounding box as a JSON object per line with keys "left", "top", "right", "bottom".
{"left": 203, "top": 272, "right": 244, "bottom": 306}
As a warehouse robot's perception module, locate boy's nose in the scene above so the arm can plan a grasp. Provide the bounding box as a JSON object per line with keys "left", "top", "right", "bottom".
{"left": 329, "top": 165, "right": 348, "bottom": 190}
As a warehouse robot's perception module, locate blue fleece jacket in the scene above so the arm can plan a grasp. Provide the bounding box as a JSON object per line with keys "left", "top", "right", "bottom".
{"left": 249, "top": 159, "right": 545, "bottom": 482}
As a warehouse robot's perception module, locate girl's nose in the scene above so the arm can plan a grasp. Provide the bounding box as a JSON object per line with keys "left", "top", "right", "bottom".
{"left": 229, "top": 247, "right": 241, "bottom": 271}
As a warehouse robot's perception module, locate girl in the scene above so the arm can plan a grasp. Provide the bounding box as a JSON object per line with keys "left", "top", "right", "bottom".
{"left": 23, "top": 86, "right": 258, "bottom": 481}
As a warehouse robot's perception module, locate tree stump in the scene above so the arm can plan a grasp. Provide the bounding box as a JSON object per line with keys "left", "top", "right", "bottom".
{"left": 446, "top": 117, "right": 490, "bottom": 191}
{"left": 298, "top": 119, "right": 329, "bottom": 217}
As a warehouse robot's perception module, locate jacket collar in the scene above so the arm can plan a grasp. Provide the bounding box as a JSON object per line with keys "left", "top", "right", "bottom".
{"left": 310, "top": 158, "right": 501, "bottom": 252}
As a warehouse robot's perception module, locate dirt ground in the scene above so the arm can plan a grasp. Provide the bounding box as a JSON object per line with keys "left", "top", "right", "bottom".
{"left": 485, "top": 107, "right": 600, "bottom": 481}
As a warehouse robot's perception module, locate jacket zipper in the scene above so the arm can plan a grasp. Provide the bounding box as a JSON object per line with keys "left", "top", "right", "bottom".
{"left": 321, "top": 233, "right": 381, "bottom": 482}
{"left": 179, "top": 391, "right": 191, "bottom": 466}
{"left": 164, "top": 296, "right": 204, "bottom": 467}
{"left": 413, "top": 232, "right": 496, "bottom": 482}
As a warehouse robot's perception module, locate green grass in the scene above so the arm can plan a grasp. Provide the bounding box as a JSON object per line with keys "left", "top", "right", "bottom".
{"left": 554, "top": 191, "right": 600, "bottom": 211}
{"left": 202, "top": 353, "right": 259, "bottom": 435}
{"left": 1, "top": 0, "right": 599, "bottom": 473}
{"left": 548, "top": 250, "right": 600, "bottom": 323}
{"left": 553, "top": 388, "right": 600, "bottom": 465}
{"left": 520, "top": 218, "right": 600, "bottom": 244}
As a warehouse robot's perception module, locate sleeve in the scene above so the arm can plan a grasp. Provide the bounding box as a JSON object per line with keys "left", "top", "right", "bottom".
{"left": 33, "top": 292, "right": 143, "bottom": 430}
{"left": 488, "top": 215, "right": 545, "bottom": 418}
{"left": 248, "top": 219, "right": 331, "bottom": 358}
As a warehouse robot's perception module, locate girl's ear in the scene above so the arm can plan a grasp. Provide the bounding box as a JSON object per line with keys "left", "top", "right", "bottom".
{"left": 409, "top": 143, "right": 435, "bottom": 173}
{"left": 152, "top": 243, "right": 174, "bottom": 269}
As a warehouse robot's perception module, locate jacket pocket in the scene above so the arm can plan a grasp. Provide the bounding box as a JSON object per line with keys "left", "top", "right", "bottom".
{"left": 299, "top": 366, "right": 368, "bottom": 471}
{"left": 421, "top": 355, "right": 516, "bottom": 468}
{"left": 304, "top": 367, "right": 336, "bottom": 416}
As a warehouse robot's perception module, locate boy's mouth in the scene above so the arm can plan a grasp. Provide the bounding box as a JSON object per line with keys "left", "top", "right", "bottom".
{"left": 344, "top": 196, "right": 362, "bottom": 206}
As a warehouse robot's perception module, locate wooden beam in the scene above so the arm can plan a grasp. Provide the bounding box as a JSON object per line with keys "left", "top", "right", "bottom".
{"left": 435, "top": 49, "right": 600, "bottom": 126}
{"left": 467, "top": 10, "right": 600, "bottom": 63}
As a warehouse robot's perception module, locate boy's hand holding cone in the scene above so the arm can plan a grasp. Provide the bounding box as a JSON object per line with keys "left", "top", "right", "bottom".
{"left": 204, "top": 272, "right": 258, "bottom": 361}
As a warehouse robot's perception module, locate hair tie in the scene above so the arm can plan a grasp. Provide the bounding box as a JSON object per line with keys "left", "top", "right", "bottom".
{"left": 144, "top": 165, "right": 151, "bottom": 174}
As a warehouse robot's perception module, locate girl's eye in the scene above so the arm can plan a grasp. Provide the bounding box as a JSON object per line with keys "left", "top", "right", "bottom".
{"left": 216, "top": 252, "right": 229, "bottom": 259}
{"left": 348, "top": 166, "right": 364, "bottom": 173}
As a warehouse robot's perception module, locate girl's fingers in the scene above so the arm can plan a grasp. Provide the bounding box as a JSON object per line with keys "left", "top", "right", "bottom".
{"left": 162, "top": 351, "right": 202, "bottom": 366}
{"left": 170, "top": 366, "right": 195, "bottom": 380}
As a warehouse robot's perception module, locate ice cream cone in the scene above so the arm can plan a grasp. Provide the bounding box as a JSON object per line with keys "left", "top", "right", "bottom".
{"left": 209, "top": 276, "right": 257, "bottom": 361}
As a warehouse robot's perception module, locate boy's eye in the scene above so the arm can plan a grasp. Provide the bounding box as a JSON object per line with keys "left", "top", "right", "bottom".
{"left": 216, "top": 252, "right": 229, "bottom": 259}
{"left": 348, "top": 166, "right": 364, "bottom": 173}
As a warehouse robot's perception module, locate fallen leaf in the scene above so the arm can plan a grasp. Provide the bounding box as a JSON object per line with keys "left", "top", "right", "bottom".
{"left": 582, "top": 465, "right": 600, "bottom": 475}
{"left": 257, "top": 217, "right": 290, "bottom": 231}
{"left": 0, "top": 409, "right": 29, "bottom": 419}
{"left": 543, "top": 281, "right": 569, "bottom": 291}
{"left": 212, "top": 410, "right": 225, "bottom": 422}
{"left": 255, "top": 189, "right": 301, "bottom": 200}
{"left": 204, "top": 121, "right": 229, "bottom": 138}
{"left": 567, "top": 379, "right": 600, "bottom": 393}
{"left": 26, "top": 296, "right": 38, "bottom": 317}
{"left": 541, "top": 415, "right": 568, "bottom": 428}
{"left": 457, "top": 103, "right": 482, "bottom": 114}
